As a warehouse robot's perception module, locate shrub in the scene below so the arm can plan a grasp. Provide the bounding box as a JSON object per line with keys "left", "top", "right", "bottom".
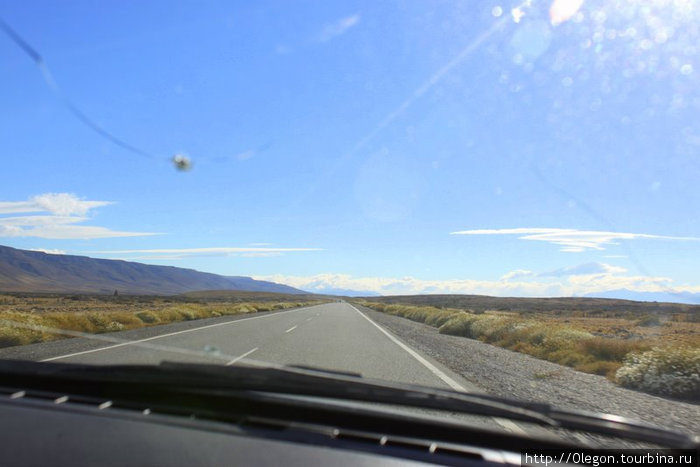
{"left": 636, "top": 315, "right": 661, "bottom": 327}
{"left": 616, "top": 347, "right": 700, "bottom": 399}
{"left": 233, "top": 304, "right": 256, "bottom": 314}
{"left": 424, "top": 310, "right": 461, "bottom": 327}
{"left": 537, "top": 328, "right": 593, "bottom": 353}
{"left": 577, "top": 337, "right": 648, "bottom": 362}
{"left": 86, "top": 312, "right": 110, "bottom": 329}
{"left": 177, "top": 309, "right": 197, "bottom": 320}
{"left": 106, "top": 321, "right": 124, "bottom": 332}
{"left": 576, "top": 361, "right": 621, "bottom": 378}
{"left": 439, "top": 314, "right": 480, "bottom": 338}
{"left": 136, "top": 311, "right": 159, "bottom": 324}
{"left": 0, "top": 326, "right": 31, "bottom": 347}
{"left": 546, "top": 348, "right": 592, "bottom": 367}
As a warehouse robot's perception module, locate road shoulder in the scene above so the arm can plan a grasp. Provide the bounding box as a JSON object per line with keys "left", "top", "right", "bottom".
{"left": 358, "top": 306, "right": 700, "bottom": 436}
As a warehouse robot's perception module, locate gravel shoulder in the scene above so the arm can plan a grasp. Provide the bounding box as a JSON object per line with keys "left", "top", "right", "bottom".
{"left": 361, "top": 307, "right": 700, "bottom": 436}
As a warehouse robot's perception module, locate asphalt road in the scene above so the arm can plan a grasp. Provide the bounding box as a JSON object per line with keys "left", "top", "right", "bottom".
{"left": 1, "top": 301, "right": 533, "bottom": 435}
{"left": 16, "top": 302, "right": 475, "bottom": 388}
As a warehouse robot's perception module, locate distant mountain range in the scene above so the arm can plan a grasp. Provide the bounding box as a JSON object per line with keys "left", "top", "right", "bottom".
{"left": 0, "top": 245, "right": 305, "bottom": 295}
{"left": 583, "top": 289, "right": 700, "bottom": 305}
{"left": 304, "top": 287, "right": 381, "bottom": 297}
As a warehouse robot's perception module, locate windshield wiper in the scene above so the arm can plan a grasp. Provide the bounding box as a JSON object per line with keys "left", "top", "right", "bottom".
{"left": 0, "top": 360, "right": 696, "bottom": 449}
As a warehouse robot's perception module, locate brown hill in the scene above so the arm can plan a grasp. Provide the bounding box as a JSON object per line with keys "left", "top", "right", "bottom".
{"left": 0, "top": 245, "right": 304, "bottom": 295}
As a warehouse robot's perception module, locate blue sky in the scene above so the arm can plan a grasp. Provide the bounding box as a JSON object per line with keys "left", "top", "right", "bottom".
{"left": 1, "top": 0, "right": 699, "bottom": 300}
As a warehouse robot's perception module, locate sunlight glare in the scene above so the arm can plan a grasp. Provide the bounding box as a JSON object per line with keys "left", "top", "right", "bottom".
{"left": 550, "top": 0, "right": 585, "bottom": 26}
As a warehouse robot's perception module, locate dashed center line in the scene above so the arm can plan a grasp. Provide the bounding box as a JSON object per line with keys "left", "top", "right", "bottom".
{"left": 225, "top": 347, "right": 258, "bottom": 366}
{"left": 285, "top": 325, "right": 298, "bottom": 333}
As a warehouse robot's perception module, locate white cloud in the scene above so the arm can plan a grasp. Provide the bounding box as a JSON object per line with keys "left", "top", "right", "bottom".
{"left": 0, "top": 193, "right": 111, "bottom": 216}
{"left": 539, "top": 262, "right": 627, "bottom": 277}
{"left": 0, "top": 193, "right": 156, "bottom": 239}
{"left": 29, "top": 248, "right": 66, "bottom": 255}
{"left": 451, "top": 228, "right": 700, "bottom": 252}
{"left": 500, "top": 269, "right": 535, "bottom": 281}
{"left": 258, "top": 265, "right": 700, "bottom": 298}
{"left": 92, "top": 247, "right": 322, "bottom": 259}
{"left": 317, "top": 14, "right": 360, "bottom": 42}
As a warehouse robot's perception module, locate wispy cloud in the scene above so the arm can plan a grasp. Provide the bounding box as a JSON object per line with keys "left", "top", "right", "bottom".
{"left": 451, "top": 228, "right": 700, "bottom": 252}
{"left": 317, "top": 14, "right": 360, "bottom": 42}
{"left": 258, "top": 263, "right": 700, "bottom": 299}
{"left": 500, "top": 269, "right": 535, "bottom": 281}
{"left": 0, "top": 193, "right": 111, "bottom": 216}
{"left": 29, "top": 248, "right": 66, "bottom": 255}
{"left": 92, "top": 247, "right": 322, "bottom": 260}
{"left": 539, "top": 262, "right": 627, "bottom": 277}
{"left": 0, "top": 193, "right": 157, "bottom": 239}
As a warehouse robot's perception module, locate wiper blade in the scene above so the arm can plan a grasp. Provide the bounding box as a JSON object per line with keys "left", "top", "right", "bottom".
{"left": 160, "top": 362, "right": 698, "bottom": 448}
{"left": 0, "top": 360, "right": 696, "bottom": 448}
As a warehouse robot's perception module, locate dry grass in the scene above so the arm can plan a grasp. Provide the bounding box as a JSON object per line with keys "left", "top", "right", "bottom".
{"left": 356, "top": 301, "right": 699, "bottom": 397}
{"left": 0, "top": 294, "right": 325, "bottom": 348}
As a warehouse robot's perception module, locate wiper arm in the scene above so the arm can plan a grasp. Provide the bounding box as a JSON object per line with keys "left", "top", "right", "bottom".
{"left": 1, "top": 360, "right": 696, "bottom": 448}
{"left": 159, "top": 362, "right": 698, "bottom": 448}
{"left": 50, "top": 360, "right": 556, "bottom": 425}
{"left": 0, "top": 359, "right": 556, "bottom": 425}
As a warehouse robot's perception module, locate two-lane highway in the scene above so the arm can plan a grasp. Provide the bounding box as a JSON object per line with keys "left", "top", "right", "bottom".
{"left": 32, "top": 302, "right": 475, "bottom": 390}
{"left": 2, "top": 301, "right": 532, "bottom": 434}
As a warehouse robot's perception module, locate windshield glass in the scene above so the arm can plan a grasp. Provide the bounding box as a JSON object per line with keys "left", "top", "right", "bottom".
{"left": 1, "top": 0, "right": 698, "bottom": 445}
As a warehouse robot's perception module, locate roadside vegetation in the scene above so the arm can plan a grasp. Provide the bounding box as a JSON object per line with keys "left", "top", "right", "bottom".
{"left": 355, "top": 301, "right": 700, "bottom": 400}
{"left": 0, "top": 294, "right": 324, "bottom": 348}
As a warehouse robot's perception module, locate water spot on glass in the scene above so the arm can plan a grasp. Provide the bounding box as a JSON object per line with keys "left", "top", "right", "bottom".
{"left": 650, "top": 181, "right": 661, "bottom": 192}
{"left": 640, "top": 39, "right": 653, "bottom": 50}
{"left": 655, "top": 31, "right": 668, "bottom": 44}
{"left": 671, "top": 94, "right": 684, "bottom": 109}
{"left": 562, "top": 76, "right": 573, "bottom": 87}
{"left": 510, "top": 20, "right": 551, "bottom": 61}
{"left": 624, "top": 27, "right": 637, "bottom": 38}
{"left": 680, "top": 64, "right": 693, "bottom": 75}
{"left": 492, "top": 6, "right": 503, "bottom": 17}
{"left": 589, "top": 98, "right": 602, "bottom": 111}
{"left": 592, "top": 10, "right": 607, "bottom": 24}
{"left": 511, "top": 7, "right": 525, "bottom": 23}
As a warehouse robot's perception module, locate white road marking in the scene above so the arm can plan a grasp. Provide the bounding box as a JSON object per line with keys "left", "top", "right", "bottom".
{"left": 349, "top": 304, "right": 527, "bottom": 436}
{"left": 225, "top": 347, "right": 258, "bottom": 366}
{"left": 40, "top": 306, "right": 314, "bottom": 362}
{"left": 285, "top": 325, "right": 298, "bottom": 333}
